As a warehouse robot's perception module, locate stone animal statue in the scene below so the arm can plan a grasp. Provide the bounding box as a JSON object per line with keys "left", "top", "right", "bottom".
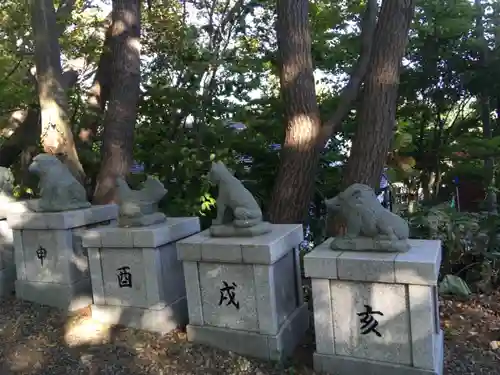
{"left": 115, "top": 176, "right": 167, "bottom": 227}
{"left": 0, "top": 167, "right": 15, "bottom": 202}
{"left": 27, "top": 153, "right": 91, "bottom": 212}
{"left": 325, "top": 183, "right": 409, "bottom": 240}
{"left": 208, "top": 161, "right": 271, "bottom": 236}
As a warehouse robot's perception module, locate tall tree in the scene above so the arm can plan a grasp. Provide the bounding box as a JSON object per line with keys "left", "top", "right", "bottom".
{"left": 30, "top": 0, "right": 84, "bottom": 181}
{"left": 268, "top": 0, "right": 377, "bottom": 224}
{"left": 341, "top": 0, "right": 415, "bottom": 189}
{"left": 475, "top": 0, "right": 496, "bottom": 213}
{"left": 93, "top": 0, "right": 141, "bottom": 204}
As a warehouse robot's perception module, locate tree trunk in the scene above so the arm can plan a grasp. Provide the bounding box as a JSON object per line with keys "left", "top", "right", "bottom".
{"left": 0, "top": 1, "right": 77, "bottom": 168}
{"left": 92, "top": 0, "right": 141, "bottom": 204}
{"left": 341, "top": 0, "right": 415, "bottom": 189}
{"left": 475, "top": 0, "right": 496, "bottom": 213}
{"left": 267, "top": 0, "right": 322, "bottom": 224}
{"left": 30, "top": 0, "right": 84, "bottom": 181}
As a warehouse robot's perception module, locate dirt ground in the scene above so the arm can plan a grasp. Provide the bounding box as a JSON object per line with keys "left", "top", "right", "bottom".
{"left": 0, "top": 292, "right": 498, "bottom": 375}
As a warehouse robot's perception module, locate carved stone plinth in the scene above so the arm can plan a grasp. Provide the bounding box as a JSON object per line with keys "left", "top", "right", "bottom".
{"left": 304, "top": 238, "right": 444, "bottom": 375}
{"left": 81, "top": 217, "right": 200, "bottom": 333}
{"left": 177, "top": 224, "right": 309, "bottom": 361}
{"left": 7, "top": 203, "right": 118, "bottom": 312}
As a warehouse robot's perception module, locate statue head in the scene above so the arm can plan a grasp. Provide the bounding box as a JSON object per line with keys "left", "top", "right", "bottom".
{"left": 28, "top": 153, "right": 62, "bottom": 176}
{"left": 325, "top": 183, "right": 376, "bottom": 212}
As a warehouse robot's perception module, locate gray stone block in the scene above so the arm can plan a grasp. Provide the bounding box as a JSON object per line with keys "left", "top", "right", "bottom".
{"left": 6, "top": 204, "right": 118, "bottom": 230}
{"left": 182, "top": 225, "right": 307, "bottom": 361}
{"left": 11, "top": 205, "right": 119, "bottom": 311}
{"left": 183, "top": 261, "right": 203, "bottom": 325}
{"left": 84, "top": 218, "right": 200, "bottom": 334}
{"left": 177, "top": 224, "right": 303, "bottom": 265}
{"left": 307, "top": 239, "right": 444, "bottom": 375}
{"left": 304, "top": 238, "right": 441, "bottom": 286}
{"left": 91, "top": 296, "right": 188, "bottom": 334}
{"left": 409, "top": 284, "right": 441, "bottom": 370}
{"left": 15, "top": 278, "right": 92, "bottom": 312}
{"left": 0, "top": 219, "right": 15, "bottom": 297}
{"left": 311, "top": 278, "right": 335, "bottom": 355}
{"left": 330, "top": 280, "right": 411, "bottom": 364}
{"left": 81, "top": 217, "right": 200, "bottom": 248}
{"left": 187, "top": 302, "right": 309, "bottom": 361}
{"left": 313, "top": 330, "right": 444, "bottom": 375}
{"left": 0, "top": 266, "right": 15, "bottom": 297}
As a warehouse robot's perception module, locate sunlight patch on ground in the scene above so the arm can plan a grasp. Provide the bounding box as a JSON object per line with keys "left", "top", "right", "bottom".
{"left": 64, "top": 317, "right": 111, "bottom": 347}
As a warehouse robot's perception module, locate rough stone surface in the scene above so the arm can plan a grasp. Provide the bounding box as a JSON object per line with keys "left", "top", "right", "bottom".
{"left": 26, "top": 154, "right": 91, "bottom": 212}
{"left": 325, "top": 183, "right": 410, "bottom": 252}
{"left": 116, "top": 176, "right": 167, "bottom": 228}
{"left": 208, "top": 161, "right": 271, "bottom": 237}
{"left": 183, "top": 224, "right": 307, "bottom": 361}
{"left": 304, "top": 238, "right": 441, "bottom": 286}
{"left": 85, "top": 218, "right": 200, "bottom": 333}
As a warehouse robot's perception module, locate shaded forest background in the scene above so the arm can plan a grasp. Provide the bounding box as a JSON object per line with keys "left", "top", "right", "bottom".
{"left": 1, "top": 0, "right": 500, "bottom": 294}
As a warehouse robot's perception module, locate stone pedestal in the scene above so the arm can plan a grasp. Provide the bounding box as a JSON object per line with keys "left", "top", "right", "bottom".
{"left": 0, "top": 219, "right": 14, "bottom": 297}
{"left": 177, "top": 224, "right": 309, "bottom": 361}
{"left": 81, "top": 217, "right": 200, "bottom": 333}
{"left": 304, "top": 239, "right": 443, "bottom": 375}
{"left": 7, "top": 203, "right": 118, "bottom": 311}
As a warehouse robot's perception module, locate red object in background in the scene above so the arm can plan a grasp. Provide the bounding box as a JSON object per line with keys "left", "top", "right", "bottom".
{"left": 457, "top": 179, "right": 485, "bottom": 212}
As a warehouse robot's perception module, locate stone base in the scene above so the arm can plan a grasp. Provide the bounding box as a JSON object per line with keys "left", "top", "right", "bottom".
{"left": 330, "top": 236, "right": 410, "bottom": 252}
{"left": 15, "top": 278, "right": 92, "bottom": 312}
{"left": 313, "top": 330, "right": 444, "bottom": 375}
{"left": 91, "top": 296, "right": 188, "bottom": 334}
{"left": 27, "top": 200, "right": 91, "bottom": 213}
{"left": 209, "top": 221, "right": 272, "bottom": 237}
{"left": 187, "top": 302, "right": 309, "bottom": 361}
{"left": 118, "top": 212, "right": 167, "bottom": 228}
{"left": 0, "top": 266, "right": 15, "bottom": 297}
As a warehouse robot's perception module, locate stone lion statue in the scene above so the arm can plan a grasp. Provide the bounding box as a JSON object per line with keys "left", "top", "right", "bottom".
{"left": 325, "top": 183, "right": 409, "bottom": 251}
{"left": 27, "top": 154, "right": 91, "bottom": 212}
{"left": 208, "top": 161, "right": 271, "bottom": 237}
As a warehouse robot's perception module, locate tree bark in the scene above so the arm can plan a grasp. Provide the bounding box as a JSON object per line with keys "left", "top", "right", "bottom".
{"left": 267, "top": 0, "right": 377, "bottom": 224}
{"left": 475, "top": 0, "right": 496, "bottom": 213}
{"left": 0, "top": 1, "right": 78, "bottom": 168}
{"left": 30, "top": 0, "right": 84, "bottom": 181}
{"left": 341, "top": 0, "right": 415, "bottom": 190}
{"left": 0, "top": 70, "right": 78, "bottom": 167}
{"left": 92, "top": 0, "right": 141, "bottom": 204}
{"left": 267, "top": 0, "right": 322, "bottom": 224}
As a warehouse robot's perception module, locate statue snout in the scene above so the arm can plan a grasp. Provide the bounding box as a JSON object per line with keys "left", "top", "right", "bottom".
{"left": 325, "top": 197, "right": 341, "bottom": 211}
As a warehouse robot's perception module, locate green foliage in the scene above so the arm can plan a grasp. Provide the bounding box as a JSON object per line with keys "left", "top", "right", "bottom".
{"left": 406, "top": 204, "right": 500, "bottom": 291}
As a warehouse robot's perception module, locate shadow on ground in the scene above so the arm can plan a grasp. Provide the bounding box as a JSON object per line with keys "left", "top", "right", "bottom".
{"left": 0, "top": 293, "right": 498, "bottom": 375}
{"left": 0, "top": 295, "right": 315, "bottom": 375}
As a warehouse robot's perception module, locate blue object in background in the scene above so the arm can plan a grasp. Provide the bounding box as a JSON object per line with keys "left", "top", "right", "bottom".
{"left": 130, "top": 161, "right": 145, "bottom": 174}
